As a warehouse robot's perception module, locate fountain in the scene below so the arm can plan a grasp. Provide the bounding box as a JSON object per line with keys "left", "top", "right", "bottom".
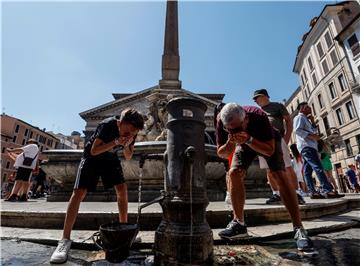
{"left": 42, "top": 0, "right": 270, "bottom": 203}
{"left": 41, "top": 142, "right": 226, "bottom": 202}
{"left": 153, "top": 96, "right": 213, "bottom": 265}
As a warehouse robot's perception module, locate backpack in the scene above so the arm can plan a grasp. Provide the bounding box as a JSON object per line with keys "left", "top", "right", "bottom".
{"left": 22, "top": 152, "right": 38, "bottom": 167}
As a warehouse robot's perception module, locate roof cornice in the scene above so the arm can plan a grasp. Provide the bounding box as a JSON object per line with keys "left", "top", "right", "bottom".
{"left": 293, "top": 2, "right": 348, "bottom": 73}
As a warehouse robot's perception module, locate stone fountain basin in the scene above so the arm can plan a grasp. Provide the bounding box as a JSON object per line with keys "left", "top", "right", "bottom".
{"left": 42, "top": 141, "right": 227, "bottom": 201}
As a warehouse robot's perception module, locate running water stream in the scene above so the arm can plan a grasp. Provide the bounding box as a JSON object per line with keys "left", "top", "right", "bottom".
{"left": 136, "top": 166, "right": 143, "bottom": 225}
{"left": 189, "top": 162, "right": 193, "bottom": 264}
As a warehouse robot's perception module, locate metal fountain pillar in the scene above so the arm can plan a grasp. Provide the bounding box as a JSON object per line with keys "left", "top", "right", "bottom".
{"left": 154, "top": 97, "right": 213, "bottom": 265}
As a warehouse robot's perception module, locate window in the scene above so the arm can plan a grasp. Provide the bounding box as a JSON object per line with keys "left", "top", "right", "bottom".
{"left": 2, "top": 147, "right": 5, "bottom": 153}
{"left": 322, "top": 59, "right": 329, "bottom": 74}
{"left": 356, "top": 134, "right": 360, "bottom": 150}
{"left": 304, "top": 87, "right": 309, "bottom": 99}
{"left": 317, "top": 42, "right": 325, "bottom": 58}
{"left": 328, "top": 82, "right": 337, "bottom": 99}
{"left": 12, "top": 136, "right": 17, "bottom": 143}
{"left": 24, "top": 129, "right": 28, "bottom": 136}
{"left": 330, "top": 50, "right": 338, "bottom": 65}
{"left": 308, "top": 56, "right": 314, "bottom": 70}
{"left": 338, "top": 74, "right": 346, "bottom": 92}
{"left": 312, "top": 72, "right": 318, "bottom": 86}
{"left": 291, "top": 106, "right": 294, "bottom": 113}
{"left": 324, "top": 31, "right": 333, "bottom": 49}
{"left": 301, "top": 74, "right": 305, "bottom": 86}
{"left": 336, "top": 108, "right": 345, "bottom": 125}
{"left": 303, "top": 69, "right": 308, "bottom": 81}
{"left": 29, "top": 131, "right": 33, "bottom": 138}
{"left": 22, "top": 139, "right": 26, "bottom": 145}
{"left": 345, "top": 139, "right": 353, "bottom": 156}
{"left": 312, "top": 103, "right": 316, "bottom": 115}
{"left": 330, "top": 145, "right": 335, "bottom": 152}
{"left": 317, "top": 94, "right": 324, "bottom": 109}
{"left": 323, "top": 116, "right": 330, "bottom": 131}
{"left": 6, "top": 161, "right": 10, "bottom": 169}
{"left": 15, "top": 124, "right": 20, "bottom": 133}
{"left": 345, "top": 101, "right": 356, "bottom": 119}
{"left": 348, "top": 34, "right": 360, "bottom": 57}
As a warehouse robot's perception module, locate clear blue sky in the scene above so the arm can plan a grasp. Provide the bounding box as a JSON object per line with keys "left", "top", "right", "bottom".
{"left": 2, "top": 1, "right": 335, "bottom": 135}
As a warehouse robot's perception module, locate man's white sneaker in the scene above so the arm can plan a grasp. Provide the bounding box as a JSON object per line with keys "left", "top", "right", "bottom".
{"left": 50, "top": 239, "right": 72, "bottom": 264}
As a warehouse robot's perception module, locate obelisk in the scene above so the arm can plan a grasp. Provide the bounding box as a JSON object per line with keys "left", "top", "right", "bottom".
{"left": 159, "top": 0, "right": 181, "bottom": 90}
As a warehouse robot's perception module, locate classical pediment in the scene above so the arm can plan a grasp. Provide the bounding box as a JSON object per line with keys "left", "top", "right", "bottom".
{"left": 80, "top": 85, "right": 224, "bottom": 143}
{"left": 79, "top": 85, "right": 224, "bottom": 120}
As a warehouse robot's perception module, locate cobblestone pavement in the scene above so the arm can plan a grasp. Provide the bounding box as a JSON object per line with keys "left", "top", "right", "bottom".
{"left": 2, "top": 227, "right": 359, "bottom": 265}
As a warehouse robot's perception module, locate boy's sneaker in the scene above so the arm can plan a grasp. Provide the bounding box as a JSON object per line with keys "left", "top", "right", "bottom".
{"left": 50, "top": 239, "right": 72, "bottom": 264}
{"left": 294, "top": 228, "right": 313, "bottom": 252}
{"left": 5, "top": 194, "right": 18, "bottom": 202}
{"left": 265, "top": 194, "right": 282, "bottom": 205}
{"left": 297, "top": 194, "right": 306, "bottom": 205}
{"left": 218, "top": 220, "right": 248, "bottom": 240}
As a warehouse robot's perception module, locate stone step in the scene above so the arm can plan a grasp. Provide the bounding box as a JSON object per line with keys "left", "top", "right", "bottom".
{"left": 1, "top": 196, "right": 359, "bottom": 230}
{"left": 1, "top": 209, "right": 359, "bottom": 250}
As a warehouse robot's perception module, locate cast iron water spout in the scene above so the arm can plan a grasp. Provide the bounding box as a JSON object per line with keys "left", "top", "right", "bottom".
{"left": 154, "top": 97, "right": 213, "bottom": 265}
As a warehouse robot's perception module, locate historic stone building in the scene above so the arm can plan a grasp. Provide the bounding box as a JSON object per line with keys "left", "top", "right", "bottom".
{"left": 0, "top": 114, "right": 60, "bottom": 184}
{"left": 79, "top": 1, "right": 224, "bottom": 143}
{"left": 288, "top": 1, "right": 360, "bottom": 191}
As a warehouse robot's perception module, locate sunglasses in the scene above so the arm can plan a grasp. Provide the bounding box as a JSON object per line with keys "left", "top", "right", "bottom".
{"left": 223, "top": 126, "right": 243, "bottom": 134}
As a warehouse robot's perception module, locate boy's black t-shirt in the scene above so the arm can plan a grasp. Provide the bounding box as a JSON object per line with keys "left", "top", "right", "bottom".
{"left": 83, "top": 117, "right": 122, "bottom": 160}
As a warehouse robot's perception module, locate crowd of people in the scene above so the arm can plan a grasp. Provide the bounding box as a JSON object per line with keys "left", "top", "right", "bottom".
{"left": 3, "top": 93, "right": 360, "bottom": 263}
{"left": 214, "top": 88, "right": 360, "bottom": 251}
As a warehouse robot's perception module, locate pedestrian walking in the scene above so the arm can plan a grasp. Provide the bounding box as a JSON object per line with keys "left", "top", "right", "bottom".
{"left": 50, "top": 108, "right": 144, "bottom": 264}
{"left": 345, "top": 164, "right": 360, "bottom": 193}
{"left": 31, "top": 163, "right": 47, "bottom": 198}
{"left": 289, "top": 144, "right": 308, "bottom": 195}
{"left": 253, "top": 89, "right": 305, "bottom": 205}
{"left": 5, "top": 139, "right": 39, "bottom": 202}
{"left": 293, "top": 102, "right": 343, "bottom": 199}
{"left": 216, "top": 103, "right": 313, "bottom": 252}
{"left": 317, "top": 139, "right": 338, "bottom": 192}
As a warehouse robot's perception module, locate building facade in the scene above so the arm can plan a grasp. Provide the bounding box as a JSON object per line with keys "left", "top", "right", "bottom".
{"left": 1, "top": 114, "right": 60, "bottom": 184}
{"left": 47, "top": 131, "right": 85, "bottom": 150}
{"left": 289, "top": 1, "right": 360, "bottom": 192}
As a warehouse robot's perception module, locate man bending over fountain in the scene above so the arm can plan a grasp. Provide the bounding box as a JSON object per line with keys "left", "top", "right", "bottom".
{"left": 216, "top": 103, "right": 313, "bottom": 252}
{"left": 50, "top": 108, "right": 144, "bottom": 264}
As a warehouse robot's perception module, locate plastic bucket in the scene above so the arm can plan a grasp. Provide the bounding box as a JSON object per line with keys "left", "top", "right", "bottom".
{"left": 94, "top": 222, "right": 139, "bottom": 263}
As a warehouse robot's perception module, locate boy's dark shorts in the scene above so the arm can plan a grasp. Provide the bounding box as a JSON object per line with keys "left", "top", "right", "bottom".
{"left": 15, "top": 167, "right": 33, "bottom": 181}
{"left": 74, "top": 156, "right": 125, "bottom": 191}
{"left": 231, "top": 135, "right": 285, "bottom": 172}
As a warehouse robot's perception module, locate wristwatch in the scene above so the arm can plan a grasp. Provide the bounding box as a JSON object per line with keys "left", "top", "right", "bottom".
{"left": 245, "top": 136, "right": 254, "bottom": 145}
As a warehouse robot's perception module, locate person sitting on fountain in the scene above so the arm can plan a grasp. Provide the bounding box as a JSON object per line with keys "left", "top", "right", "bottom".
{"left": 216, "top": 103, "right": 313, "bottom": 252}
{"left": 50, "top": 108, "right": 144, "bottom": 264}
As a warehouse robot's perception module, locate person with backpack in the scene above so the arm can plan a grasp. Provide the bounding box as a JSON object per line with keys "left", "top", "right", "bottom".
{"left": 5, "top": 139, "right": 39, "bottom": 201}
